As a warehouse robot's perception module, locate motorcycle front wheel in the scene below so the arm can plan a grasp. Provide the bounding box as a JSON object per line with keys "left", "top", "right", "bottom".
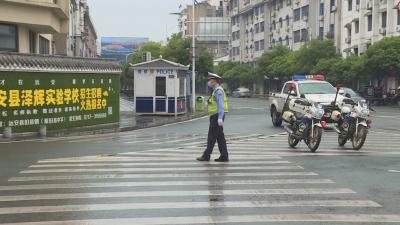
{"left": 288, "top": 134, "right": 300, "bottom": 148}
{"left": 338, "top": 135, "right": 347, "bottom": 146}
{"left": 352, "top": 126, "right": 367, "bottom": 150}
{"left": 307, "top": 127, "right": 322, "bottom": 152}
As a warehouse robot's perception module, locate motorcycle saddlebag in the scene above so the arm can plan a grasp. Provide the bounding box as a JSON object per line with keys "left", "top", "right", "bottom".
{"left": 282, "top": 111, "right": 295, "bottom": 123}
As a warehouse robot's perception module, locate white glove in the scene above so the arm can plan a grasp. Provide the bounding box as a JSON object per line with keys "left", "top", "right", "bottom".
{"left": 218, "top": 118, "right": 223, "bottom": 126}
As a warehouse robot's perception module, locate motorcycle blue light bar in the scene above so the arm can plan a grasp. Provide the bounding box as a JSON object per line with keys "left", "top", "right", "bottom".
{"left": 292, "top": 75, "right": 325, "bottom": 81}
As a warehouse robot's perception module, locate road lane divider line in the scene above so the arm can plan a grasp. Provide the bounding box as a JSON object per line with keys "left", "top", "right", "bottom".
{"left": 0, "top": 188, "right": 356, "bottom": 202}
{"left": 0, "top": 179, "right": 334, "bottom": 191}
{"left": 0, "top": 200, "right": 381, "bottom": 215}
{"left": 19, "top": 166, "right": 303, "bottom": 174}
{"left": 8, "top": 172, "right": 319, "bottom": 182}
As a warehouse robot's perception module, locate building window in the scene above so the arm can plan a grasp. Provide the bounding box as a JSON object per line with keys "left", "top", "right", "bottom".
{"left": 260, "top": 39, "right": 265, "bottom": 50}
{"left": 0, "top": 23, "right": 18, "bottom": 52}
{"left": 398, "top": 10, "right": 400, "bottom": 25}
{"left": 320, "top": 3, "right": 324, "bottom": 16}
{"left": 271, "top": 38, "right": 276, "bottom": 46}
{"left": 355, "top": 20, "right": 359, "bottom": 33}
{"left": 255, "top": 7, "right": 259, "bottom": 16}
{"left": 354, "top": 48, "right": 359, "bottom": 56}
{"left": 255, "top": 41, "right": 260, "bottom": 51}
{"left": 301, "top": 5, "right": 309, "bottom": 18}
{"left": 319, "top": 27, "right": 324, "bottom": 37}
{"left": 330, "top": 0, "right": 335, "bottom": 7}
{"left": 286, "top": 15, "right": 290, "bottom": 26}
{"left": 294, "top": 8, "right": 301, "bottom": 21}
{"left": 279, "top": 18, "right": 283, "bottom": 28}
{"left": 260, "top": 5, "right": 264, "bottom": 14}
{"left": 293, "top": 30, "right": 301, "bottom": 43}
{"left": 329, "top": 24, "right": 335, "bottom": 36}
{"left": 29, "top": 31, "right": 36, "bottom": 54}
{"left": 272, "top": 21, "right": 276, "bottom": 29}
{"left": 382, "top": 11, "right": 387, "bottom": 28}
{"left": 367, "top": 15, "right": 372, "bottom": 31}
{"left": 348, "top": 0, "right": 352, "bottom": 11}
{"left": 39, "top": 36, "right": 50, "bottom": 55}
{"left": 260, "top": 21, "right": 265, "bottom": 32}
{"left": 255, "top": 23, "right": 259, "bottom": 33}
{"left": 278, "top": 37, "right": 282, "bottom": 45}
{"left": 285, "top": 36, "right": 289, "bottom": 45}
{"left": 301, "top": 29, "right": 309, "bottom": 42}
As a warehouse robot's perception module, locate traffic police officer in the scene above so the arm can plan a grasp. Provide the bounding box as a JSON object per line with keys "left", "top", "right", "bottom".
{"left": 197, "top": 72, "right": 229, "bottom": 162}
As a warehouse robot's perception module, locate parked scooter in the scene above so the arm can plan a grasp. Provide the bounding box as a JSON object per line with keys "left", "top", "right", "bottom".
{"left": 281, "top": 84, "right": 325, "bottom": 152}
{"left": 330, "top": 86, "right": 370, "bottom": 150}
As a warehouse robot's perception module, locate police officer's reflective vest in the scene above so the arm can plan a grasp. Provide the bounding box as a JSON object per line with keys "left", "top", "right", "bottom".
{"left": 208, "top": 86, "right": 229, "bottom": 116}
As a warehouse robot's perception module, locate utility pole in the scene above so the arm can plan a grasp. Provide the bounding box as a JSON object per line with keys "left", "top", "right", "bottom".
{"left": 192, "top": 0, "right": 196, "bottom": 112}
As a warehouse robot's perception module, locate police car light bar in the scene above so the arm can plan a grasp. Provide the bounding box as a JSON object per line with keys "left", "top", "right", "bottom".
{"left": 292, "top": 75, "right": 325, "bottom": 81}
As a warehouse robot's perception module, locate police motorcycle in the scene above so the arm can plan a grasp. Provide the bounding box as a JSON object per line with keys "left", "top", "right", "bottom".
{"left": 330, "top": 86, "right": 370, "bottom": 150}
{"left": 281, "top": 84, "right": 325, "bottom": 152}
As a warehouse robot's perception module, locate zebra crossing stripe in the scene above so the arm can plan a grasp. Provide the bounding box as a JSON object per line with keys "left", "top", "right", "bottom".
{"left": 37, "top": 156, "right": 282, "bottom": 163}
{"left": 0, "top": 188, "right": 356, "bottom": 202}
{"left": 9, "top": 172, "right": 319, "bottom": 182}
{"left": 29, "top": 161, "right": 292, "bottom": 168}
{"left": 3, "top": 214, "right": 400, "bottom": 224}
{"left": 0, "top": 200, "right": 381, "bottom": 215}
{"left": 20, "top": 165, "right": 303, "bottom": 174}
{"left": 0, "top": 179, "right": 334, "bottom": 191}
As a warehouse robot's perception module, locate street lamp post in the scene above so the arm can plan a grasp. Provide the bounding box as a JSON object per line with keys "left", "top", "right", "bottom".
{"left": 125, "top": 52, "right": 134, "bottom": 63}
{"left": 191, "top": 0, "right": 196, "bottom": 112}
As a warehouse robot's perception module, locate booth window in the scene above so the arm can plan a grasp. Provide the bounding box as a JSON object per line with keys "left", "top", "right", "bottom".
{"left": 156, "top": 77, "right": 166, "bottom": 96}
{"left": 0, "top": 23, "right": 18, "bottom": 52}
{"left": 179, "top": 78, "right": 185, "bottom": 96}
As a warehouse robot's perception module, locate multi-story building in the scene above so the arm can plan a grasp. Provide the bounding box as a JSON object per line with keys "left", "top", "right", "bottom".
{"left": 228, "top": 0, "right": 342, "bottom": 63}
{"left": 67, "top": 0, "right": 97, "bottom": 57}
{"left": 341, "top": 0, "right": 400, "bottom": 57}
{"left": 176, "top": 1, "right": 231, "bottom": 57}
{"left": 0, "top": 0, "right": 70, "bottom": 55}
{"left": 0, "top": 0, "right": 97, "bottom": 57}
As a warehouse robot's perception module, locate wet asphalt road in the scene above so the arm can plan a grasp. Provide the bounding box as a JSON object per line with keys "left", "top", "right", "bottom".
{"left": 0, "top": 97, "right": 399, "bottom": 224}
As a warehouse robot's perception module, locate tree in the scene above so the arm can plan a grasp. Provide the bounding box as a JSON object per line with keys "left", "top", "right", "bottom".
{"left": 196, "top": 47, "right": 214, "bottom": 81}
{"left": 128, "top": 42, "right": 163, "bottom": 65}
{"left": 256, "top": 45, "right": 291, "bottom": 79}
{"left": 162, "top": 33, "right": 191, "bottom": 66}
{"left": 224, "top": 63, "right": 256, "bottom": 87}
{"left": 267, "top": 51, "right": 296, "bottom": 78}
{"left": 294, "top": 39, "right": 339, "bottom": 74}
{"left": 364, "top": 37, "right": 400, "bottom": 78}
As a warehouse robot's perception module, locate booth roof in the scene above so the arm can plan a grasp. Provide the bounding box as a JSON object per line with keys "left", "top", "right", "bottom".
{"left": 130, "top": 58, "right": 189, "bottom": 70}
{"left": 0, "top": 52, "right": 122, "bottom": 74}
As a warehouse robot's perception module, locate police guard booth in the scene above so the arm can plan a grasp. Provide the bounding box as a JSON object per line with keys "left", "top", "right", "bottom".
{"left": 132, "top": 58, "right": 189, "bottom": 115}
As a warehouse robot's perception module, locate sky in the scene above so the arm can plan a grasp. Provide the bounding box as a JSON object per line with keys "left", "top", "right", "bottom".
{"left": 87, "top": 0, "right": 195, "bottom": 42}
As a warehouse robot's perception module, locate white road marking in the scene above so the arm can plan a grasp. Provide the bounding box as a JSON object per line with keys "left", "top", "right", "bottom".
{"left": 388, "top": 170, "right": 400, "bottom": 173}
{"left": 8, "top": 172, "right": 319, "bottom": 182}
{"left": 37, "top": 156, "right": 282, "bottom": 163}
{"left": 0, "top": 179, "right": 334, "bottom": 191}
{"left": 20, "top": 165, "right": 303, "bottom": 174}
{"left": 4, "top": 214, "right": 400, "bottom": 224}
{"left": 0, "top": 200, "right": 381, "bottom": 215}
{"left": 0, "top": 188, "right": 356, "bottom": 202}
{"left": 29, "top": 161, "right": 291, "bottom": 168}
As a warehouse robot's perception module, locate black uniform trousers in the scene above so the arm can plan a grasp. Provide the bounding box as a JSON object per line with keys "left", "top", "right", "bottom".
{"left": 202, "top": 114, "right": 228, "bottom": 160}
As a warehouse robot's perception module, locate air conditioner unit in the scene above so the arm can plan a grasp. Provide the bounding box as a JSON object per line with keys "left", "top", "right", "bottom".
{"left": 397, "top": 26, "right": 400, "bottom": 32}
{"left": 276, "top": 28, "right": 281, "bottom": 34}
{"left": 303, "top": 16, "right": 309, "bottom": 22}
{"left": 331, "top": 6, "right": 337, "bottom": 12}
{"left": 287, "top": 0, "right": 292, "bottom": 5}
{"left": 345, "top": 37, "right": 351, "bottom": 44}
{"left": 294, "top": 0, "right": 300, "bottom": 5}
{"left": 356, "top": 4, "right": 360, "bottom": 11}
{"left": 286, "top": 27, "right": 290, "bottom": 32}
{"left": 366, "top": 1, "right": 372, "bottom": 10}
{"left": 272, "top": 12, "right": 276, "bottom": 18}
{"left": 319, "top": 15, "right": 324, "bottom": 21}
{"left": 379, "top": 27, "right": 386, "bottom": 34}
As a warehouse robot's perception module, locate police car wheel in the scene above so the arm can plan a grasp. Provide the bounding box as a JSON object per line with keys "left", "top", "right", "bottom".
{"left": 271, "top": 107, "right": 282, "bottom": 127}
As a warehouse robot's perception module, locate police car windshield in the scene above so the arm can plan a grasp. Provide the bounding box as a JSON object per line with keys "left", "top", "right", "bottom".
{"left": 298, "top": 83, "right": 336, "bottom": 95}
